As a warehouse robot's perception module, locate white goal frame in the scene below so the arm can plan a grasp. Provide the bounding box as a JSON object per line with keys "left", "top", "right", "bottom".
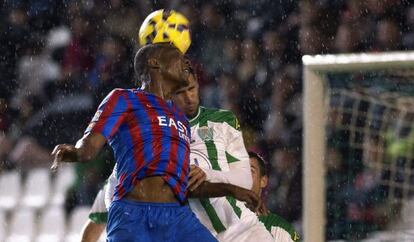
{"left": 302, "top": 51, "right": 414, "bottom": 242}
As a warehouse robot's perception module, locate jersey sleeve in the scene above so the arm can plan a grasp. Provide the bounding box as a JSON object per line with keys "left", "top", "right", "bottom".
{"left": 223, "top": 115, "right": 249, "bottom": 165}
{"left": 85, "top": 89, "right": 129, "bottom": 140}
{"left": 201, "top": 112, "right": 253, "bottom": 190}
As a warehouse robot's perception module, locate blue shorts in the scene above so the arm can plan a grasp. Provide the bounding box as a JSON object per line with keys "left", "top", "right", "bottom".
{"left": 106, "top": 199, "right": 218, "bottom": 242}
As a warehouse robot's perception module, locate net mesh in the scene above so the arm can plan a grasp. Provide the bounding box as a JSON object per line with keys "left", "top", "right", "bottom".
{"left": 324, "top": 70, "right": 414, "bottom": 240}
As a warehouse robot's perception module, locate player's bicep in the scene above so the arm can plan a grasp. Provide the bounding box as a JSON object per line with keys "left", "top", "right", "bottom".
{"left": 75, "top": 132, "right": 106, "bottom": 161}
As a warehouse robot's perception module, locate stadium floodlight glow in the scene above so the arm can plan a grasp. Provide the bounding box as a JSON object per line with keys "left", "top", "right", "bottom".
{"left": 302, "top": 51, "right": 414, "bottom": 242}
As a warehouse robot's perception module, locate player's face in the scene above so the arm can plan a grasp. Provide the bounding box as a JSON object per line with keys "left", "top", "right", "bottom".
{"left": 172, "top": 72, "right": 200, "bottom": 118}
{"left": 250, "top": 157, "right": 262, "bottom": 195}
{"left": 159, "top": 46, "right": 191, "bottom": 88}
{"left": 250, "top": 157, "right": 268, "bottom": 196}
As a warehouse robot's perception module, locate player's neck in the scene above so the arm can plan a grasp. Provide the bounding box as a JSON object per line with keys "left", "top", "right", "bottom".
{"left": 147, "top": 79, "right": 174, "bottom": 100}
{"left": 146, "top": 70, "right": 166, "bottom": 99}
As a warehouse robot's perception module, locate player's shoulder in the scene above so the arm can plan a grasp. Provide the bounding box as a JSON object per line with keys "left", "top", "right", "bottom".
{"left": 111, "top": 88, "right": 134, "bottom": 95}
{"left": 106, "top": 88, "right": 130, "bottom": 98}
{"left": 197, "top": 106, "right": 240, "bottom": 130}
{"left": 105, "top": 88, "right": 141, "bottom": 101}
{"left": 259, "top": 212, "right": 299, "bottom": 241}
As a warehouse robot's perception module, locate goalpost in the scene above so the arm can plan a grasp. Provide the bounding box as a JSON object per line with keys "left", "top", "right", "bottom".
{"left": 302, "top": 51, "right": 414, "bottom": 242}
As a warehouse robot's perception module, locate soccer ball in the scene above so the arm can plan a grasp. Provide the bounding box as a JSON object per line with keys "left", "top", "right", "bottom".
{"left": 138, "top": 9, "right": 191, "bottom": 54}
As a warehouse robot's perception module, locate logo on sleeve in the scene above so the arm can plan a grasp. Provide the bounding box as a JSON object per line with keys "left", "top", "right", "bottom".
{"left": 92, "top": 110, "right": 103, "bottom": 122}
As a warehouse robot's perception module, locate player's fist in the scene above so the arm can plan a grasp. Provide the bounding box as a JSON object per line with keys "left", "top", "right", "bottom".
{"left": 188, "top": 165, "right": 207, "bottom": 191}
{"left": 50, "top": 144, "right": 78, "bottom": 171}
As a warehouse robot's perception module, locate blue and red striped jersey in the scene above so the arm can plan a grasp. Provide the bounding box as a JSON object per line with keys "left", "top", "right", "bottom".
{"left": 85, "top": 88, "right": 191, "bottom": 203}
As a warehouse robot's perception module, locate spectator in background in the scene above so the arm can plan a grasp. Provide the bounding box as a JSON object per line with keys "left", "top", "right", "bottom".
{"left": 87, "top": 34, "right": 133, "bottom": 100}
{"left": 62, "top": 14, "right": 95, "bottom": 85}
{"left": 101, "top": 0, "right": 140, "bottom": 43}
{"left": 403, "top": 6, "right": 414, "bottom": 49}
{"left": 299, "top": 25, "right": 328, "bottom": 55}
{"left": 12, "top": 33, "right": 61, "bottom": 110}
{"left": 196, "top": 2, "right": 226, "bottom": 76}
{"left": 375, "top": 19, "right": 402, "bottom": 51}
{"left": 261, "top": 30, "right": 286, "bottom": 75}
{"left": 0, "top": 5, "right": 30, "bottom": 99}
{"left": 325, "top": 146, "right": 348, "bottom": 240}
{"left": 266, "top": 146, "right": 302, "bottom": 223}
{"left": 217, "top": 72, "right": 242, "bottom": 117}
{"left": 263, "top": 66, "right": 300, "bottom": 149}
{"left": 221, "top": 38, "right": 241, "bottom": 73}
{"left": 237, "top": 39, "right": 266, "bottom": 132}
{"left": 334, "top": 23, "right": 362, "bottom": 53}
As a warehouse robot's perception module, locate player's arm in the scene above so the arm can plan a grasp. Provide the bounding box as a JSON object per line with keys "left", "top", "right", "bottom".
{"left": 81, "top": 219, "right": 106, "bottom": 242}
{"left": 189, "top": 180, "right": 261, "bottom": 212}
{"left": 51, "top": 133, "right": 106, "bottom": 169}
{"left": 200, "top": 114, "right": 253, "bottom": 189}
{"left": 51, "top": 89, "right": 128, "bottom": 170}
{"left": 188, "top": 165, "right": 263, "bottom": 213}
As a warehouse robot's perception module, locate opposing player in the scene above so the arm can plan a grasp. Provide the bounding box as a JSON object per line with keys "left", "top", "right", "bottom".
{"left": 248, "top": 151, "right": 300, "bottom": 242}
{"left": 172, "top": 70, "right": 273, "bottom": 242}
{"left": 51, "top": 43, "right": 218, "bottom": 242}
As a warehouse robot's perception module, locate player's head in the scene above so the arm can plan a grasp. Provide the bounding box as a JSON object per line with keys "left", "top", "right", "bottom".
{"left": 171, "top": 67, "right": 200, "bottom": 118}
{"left": 134, "top": 43, "right": 191, "bottom": 92}
{"left": 248, "top": 151, "right": 269, "bottom": 196}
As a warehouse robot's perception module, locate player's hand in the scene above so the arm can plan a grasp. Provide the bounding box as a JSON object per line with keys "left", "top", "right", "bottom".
{"left": 50, "top": 144, "right": 78, "bottom": 172}
{"left": 257, "top": 200, "right": 269, "bottom": 216}
{"left": 188, "top": 165, "right": 206, "bottom": 191}
{"left": 231, "top": 186, "right": 260, "bottom": 212}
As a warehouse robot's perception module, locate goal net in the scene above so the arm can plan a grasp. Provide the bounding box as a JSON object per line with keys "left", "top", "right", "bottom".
{"left": 302, "top": 52, "right": 414, "bottom": 242}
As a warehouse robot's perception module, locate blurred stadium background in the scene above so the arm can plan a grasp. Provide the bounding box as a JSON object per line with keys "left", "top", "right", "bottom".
{"left": 1, "top": 0, "right": 414, "bottom": 241}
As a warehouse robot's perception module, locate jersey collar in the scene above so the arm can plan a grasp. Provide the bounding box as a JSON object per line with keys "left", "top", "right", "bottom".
{"left": 189, "top": 106, "right": 202, "bottom": 126}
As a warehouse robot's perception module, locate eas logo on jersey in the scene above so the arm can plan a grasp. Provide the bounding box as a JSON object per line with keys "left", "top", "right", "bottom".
{"left": 157, "top": 115, "right": 190, "bottom": 143}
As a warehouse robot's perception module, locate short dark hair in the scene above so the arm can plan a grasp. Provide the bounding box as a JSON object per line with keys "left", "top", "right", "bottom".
{"left": 133, "top": 43, "right": 177, "bottom": 84}
{"left": 248, "top": 151, "right": 268, "bottom": 177}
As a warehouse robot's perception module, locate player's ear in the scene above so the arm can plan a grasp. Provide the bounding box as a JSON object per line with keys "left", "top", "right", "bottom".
{"left": 260, "top": 175, "right": 268, "bottom": 189}
{"left": 147, "top": 58, "right": 160, "bottom": 70}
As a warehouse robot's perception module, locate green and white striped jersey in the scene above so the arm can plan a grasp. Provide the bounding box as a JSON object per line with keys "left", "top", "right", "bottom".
{"left": 188, "top": 106, "right": 270, "bottom": 241}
